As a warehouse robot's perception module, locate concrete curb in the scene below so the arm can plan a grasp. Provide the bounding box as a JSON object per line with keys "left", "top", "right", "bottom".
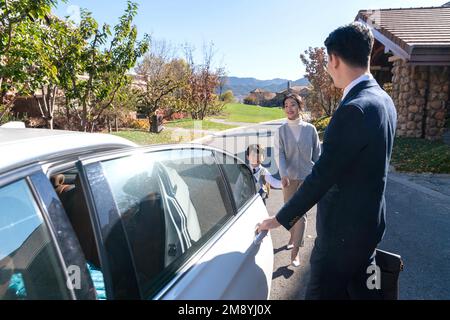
{"left": 191, "top": 118, "right": 285, "bottom": 145}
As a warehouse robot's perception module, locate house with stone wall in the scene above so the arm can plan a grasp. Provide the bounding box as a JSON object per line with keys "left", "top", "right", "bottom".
{"left": 356, "top": 3, "right": 450, "bottom": 140}
{"left": 12, "top": 73, "right": 147, "bottom": 127}
{"left": 244, "top": 82, "right": 310, "bottom": 107}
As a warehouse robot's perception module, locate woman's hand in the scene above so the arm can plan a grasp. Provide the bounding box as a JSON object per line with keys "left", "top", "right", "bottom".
{"left": 281, "top": 176, "right": 290, "bottom": 188}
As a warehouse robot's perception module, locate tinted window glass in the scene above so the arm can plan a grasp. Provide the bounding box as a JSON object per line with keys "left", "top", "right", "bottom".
{"left": 219, "top": 155, "right": 256, "bottom": 210}
{"left": 0, "top": 180, "right": 71, "bottom": 300}
{"left": 100, "top": 149, "right": 233, "bottom": 297}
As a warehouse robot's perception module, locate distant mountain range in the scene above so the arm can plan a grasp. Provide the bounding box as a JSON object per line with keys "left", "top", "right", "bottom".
{"left": 222, "top": 76, "right": 310, "bottom": 101}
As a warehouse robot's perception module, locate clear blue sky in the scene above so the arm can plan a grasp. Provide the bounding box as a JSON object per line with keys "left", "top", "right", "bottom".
{"left": 54, "top": 0, "right": 443, "bottom": 80}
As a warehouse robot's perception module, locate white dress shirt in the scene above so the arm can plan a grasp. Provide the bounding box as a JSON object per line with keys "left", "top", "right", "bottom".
{"left": 342, "top": 73, "right": 374, "bottom": 101}
{"left": 251, "top": 165, "right": 282, "bottom": 189}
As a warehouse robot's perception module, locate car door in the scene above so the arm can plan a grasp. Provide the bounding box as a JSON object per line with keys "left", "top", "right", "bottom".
{"left": 75, "top": 145, "right": 273, "bottom": 300}
{"left": 160, "top": 151, "right": 273, "bottom": 300}
{"left": 0, "top": 165, "right": 95, "bottom": 300}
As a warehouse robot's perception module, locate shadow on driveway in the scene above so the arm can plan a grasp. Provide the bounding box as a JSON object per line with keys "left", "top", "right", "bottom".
{"left": 272, "top": 266, "right": 295, "bottom": 280}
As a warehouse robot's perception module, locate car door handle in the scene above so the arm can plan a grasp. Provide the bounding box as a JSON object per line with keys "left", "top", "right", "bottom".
{"left": 168, "top": 244, "right": 177, "bottom": 256}
{"left": 253, "top": 230, "right": 268, "bottom": 245}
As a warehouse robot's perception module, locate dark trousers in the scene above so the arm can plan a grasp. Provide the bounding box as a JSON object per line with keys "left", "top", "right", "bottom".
{"left": 305, "top": 241, "right": 383, "bottom": 300}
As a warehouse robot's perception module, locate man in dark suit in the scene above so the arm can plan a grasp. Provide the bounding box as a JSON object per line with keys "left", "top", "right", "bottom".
{"left": 257, "top": 22, "right": 397, "bottom": 299}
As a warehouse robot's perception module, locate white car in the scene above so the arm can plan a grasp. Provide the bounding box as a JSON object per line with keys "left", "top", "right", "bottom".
{"left": 0, "top": 127, "right": 273, "bottom": 300}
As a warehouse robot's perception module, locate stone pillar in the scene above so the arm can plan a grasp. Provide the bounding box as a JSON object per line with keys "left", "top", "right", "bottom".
{"left": 391, "top": 60, "right": 449, "bottom": 140}
{"left": 425, "top": 66, "right": 449, "bottom": 140}
{"left": 392, "top": 60, "right": 423, "bottom": 138}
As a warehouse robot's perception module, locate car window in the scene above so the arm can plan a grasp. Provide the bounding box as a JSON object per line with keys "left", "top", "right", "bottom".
{"left": 219, "top": 154, "right": 256, "bottom": 211}
{"left": 99, "top": 148, "right": 233, "bottom": 298}
{"left": 0, "top": 180, "right": 71, "bottom": 300}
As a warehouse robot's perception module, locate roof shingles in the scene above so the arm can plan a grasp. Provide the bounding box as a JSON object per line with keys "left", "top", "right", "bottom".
{"left": 356, "top": 6, "right": 450, "bottom": 64}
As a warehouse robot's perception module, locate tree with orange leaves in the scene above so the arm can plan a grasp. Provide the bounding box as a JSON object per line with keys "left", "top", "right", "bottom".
{"left": 300, "top": 47, "right": 342, "bottom": 119}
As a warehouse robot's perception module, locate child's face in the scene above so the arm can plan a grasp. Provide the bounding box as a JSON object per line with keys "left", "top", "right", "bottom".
{"left": 247, "top": 151, "right": 261, "bottom": 167}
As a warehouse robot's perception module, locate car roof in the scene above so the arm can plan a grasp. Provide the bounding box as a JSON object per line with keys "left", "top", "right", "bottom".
{"left": 0, "top": 128, "right": 137, "bottom": 174}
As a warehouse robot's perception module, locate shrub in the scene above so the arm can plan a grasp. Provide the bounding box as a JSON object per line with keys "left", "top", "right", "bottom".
{"left": 123, "top": 118, "right": 150, "bottom": 131}
{"left": 243, "top": 96, "right": 258, "bottom": 105}
{"left": 220, "top": 90, "right": 236, "bottom": 103}
{"left": 312, "top": 116, "right": 331, "bottom": 133}
{"left": 159, "top": 108, "right": 187, "bottom": 121}
{"left": 383, "top": 82, "right": 393, "bottom": 98}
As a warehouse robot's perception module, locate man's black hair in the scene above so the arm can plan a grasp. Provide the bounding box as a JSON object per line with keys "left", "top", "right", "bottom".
{"left": 324, "top": 22, "right": 374, "bottom": 68}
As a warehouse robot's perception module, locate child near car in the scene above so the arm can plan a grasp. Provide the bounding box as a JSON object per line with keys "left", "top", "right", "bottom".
{"left": 246, "top": 144, "right": 282, "bottom": 204}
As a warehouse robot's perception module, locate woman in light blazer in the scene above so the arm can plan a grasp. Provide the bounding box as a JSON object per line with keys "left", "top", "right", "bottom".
{"left": 274, "top": 93, "right": 321, "bottom": 267}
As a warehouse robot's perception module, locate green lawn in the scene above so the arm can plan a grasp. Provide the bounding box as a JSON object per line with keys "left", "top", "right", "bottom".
{"left": 164, "top": 118, "right": 237, "bottom": 131}
{"left": 211, "top": 103, "right": 284, "bottom": 123}
{"left": 111, "top": 130, "right": 175, "bottom": 145}
{"left": 111, "top": 128, "right": 214, "bottom": 145}
{"left": 391, "top": 137, "right": 450, "bottom": 174}
{"left": 110, "top": 118, "right": 237, "bottom": 146}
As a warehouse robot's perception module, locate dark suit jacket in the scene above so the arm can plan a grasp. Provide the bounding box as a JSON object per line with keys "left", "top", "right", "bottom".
{"left": 276, "top": 78, "right": 397, "bottom": 257}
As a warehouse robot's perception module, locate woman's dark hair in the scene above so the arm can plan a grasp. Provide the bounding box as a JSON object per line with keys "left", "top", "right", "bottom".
{"left": 324, "top": 22, "right": 374, "bottom": 68}
{"left": 282, "top": 93, "right": 303, "bottom": 110}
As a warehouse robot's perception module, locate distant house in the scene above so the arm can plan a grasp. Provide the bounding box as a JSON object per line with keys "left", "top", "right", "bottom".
{"left": 244, "top": 88, "right": 276, "bottom": 106}
{"left": 12, "top": 89, "right": 66, "bottom": 127}
{"left": 12, "top": 73, "right": 146, "bottom": 125}
{"left": 356, "top": 3, "right": 450, "bottom": 140}
{"left": 244, "top": 82, "right": 311, "bottom": 107}
{"left": 270, "top": 82, "right": 311, "bottom": 107}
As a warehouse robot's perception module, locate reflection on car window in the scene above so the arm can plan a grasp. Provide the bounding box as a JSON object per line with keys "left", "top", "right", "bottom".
{"left": 0, "top": 180, "right": 70, "bottom": 300}
{"left": 100, "top": 149, "right": 233, "bottom": 298}
{"left": 219, "top": 155, "right": 256, "bottom": 210}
